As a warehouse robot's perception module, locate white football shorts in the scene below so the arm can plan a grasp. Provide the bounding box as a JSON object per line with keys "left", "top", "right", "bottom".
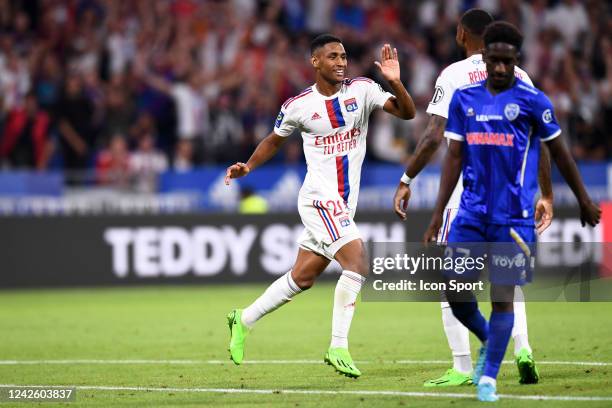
{"left": 296, "top": 196, "right": 361, "bottom": 260}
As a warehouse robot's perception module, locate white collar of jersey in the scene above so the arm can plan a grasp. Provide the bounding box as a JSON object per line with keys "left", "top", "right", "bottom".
{"left": 311, "top": 82, "right": 344, "bottom": 99}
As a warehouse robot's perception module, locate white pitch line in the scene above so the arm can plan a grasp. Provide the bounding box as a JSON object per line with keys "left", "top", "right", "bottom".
{"left": 0, "top": 359, "right": 611, "bottom": 366}
{"left": 0, "top": 384, "right": 611, "bottom": 402}
{"left": 396, "top": 360, "right": 612, "bottom": 367}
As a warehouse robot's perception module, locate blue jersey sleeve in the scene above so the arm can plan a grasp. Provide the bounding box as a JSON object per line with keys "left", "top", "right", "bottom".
{"left": 532, "top": 92, "right": 561, "bottom": 142}
{"left": 444, "top": 90, "right": 466, "bottom": 142}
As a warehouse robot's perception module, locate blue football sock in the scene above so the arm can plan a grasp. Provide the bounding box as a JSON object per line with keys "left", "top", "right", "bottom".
{"left": 483, "top": 311, "right": 514, "bottom": 379}
{"left": 449, "top": 301, "right": 489, "bottom": 343}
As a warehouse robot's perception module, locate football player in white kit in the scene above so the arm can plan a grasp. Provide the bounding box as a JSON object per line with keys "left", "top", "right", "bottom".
{"left": 392, "top": 9, "right": 552, "bottom": 386}
{"left": 225, "top": 34, "right": 416, "bottom": 378}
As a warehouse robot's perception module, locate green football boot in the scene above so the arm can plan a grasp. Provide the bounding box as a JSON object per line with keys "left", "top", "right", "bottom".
{"left": 324, "top": 347, "right": 361, "bottom": 378}
{"left": 227, "top": 309, "right": 249, "bottom": 365}
{"left": 516, "top": 347, "right": 540, "bottom": 384}
{"left": 423, "top": 368, "right": 473, "bottom": 387}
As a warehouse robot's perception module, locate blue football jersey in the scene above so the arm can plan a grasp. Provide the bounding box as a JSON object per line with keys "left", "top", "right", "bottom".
{"left": 445, "top": 79, "right": 561, "bottom": 226}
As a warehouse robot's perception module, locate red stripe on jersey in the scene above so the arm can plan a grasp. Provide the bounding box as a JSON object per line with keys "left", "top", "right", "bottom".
{"left": 348, "top": 78, "right": 373, "bottom": 84}
{"left": 346, "top": 79, "right": 373, "bottom": 87}
{"left": 325, "top": 99, "right": 340, "bottom": 128}
{"left": 336, "top": 156, "right": 345, "bottom": 201}
{"left": 283, "top": 90, "right": 312, "bottom": 109}
{"left": 345, "top": 77, "right": 373, "bottom": 86}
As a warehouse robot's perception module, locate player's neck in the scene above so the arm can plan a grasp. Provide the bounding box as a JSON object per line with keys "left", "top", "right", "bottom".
{"left": 466, "top": 48, "right": 483, "bottom": 58}
{"left": 486, "top": 77, "right": 516, "bottom": 95}
{"left": 315, "top": 77, "right": 342, "bottom": 97}
{"left": 465, "top": 41, "right": 484, "bottom": 58}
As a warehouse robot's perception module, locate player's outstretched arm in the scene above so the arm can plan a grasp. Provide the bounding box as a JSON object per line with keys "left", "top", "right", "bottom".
{"left": 393, "top": 114, "right": 447, "bottom": 220}
{"left": 225, "top": 132, "right": 288, "bottom": 185}
{"left": 406, "top": 115, "right": 448, "bottom": 178}
{"left": 375, "top": 44, "right": 416, "bottom": 120}
{"left": 535, "top": 142, "right": 554, "bottom": 234}
{"left": 423, "top": 140, "right": 463, "bottom": 242}
{"left": 545, "top": 137, "right": 601, "bottom": 227}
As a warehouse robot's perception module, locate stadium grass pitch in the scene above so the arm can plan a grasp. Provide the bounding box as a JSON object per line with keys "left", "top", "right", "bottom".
{"left": 1, "top": 284, "right": 611, "bottom": 407}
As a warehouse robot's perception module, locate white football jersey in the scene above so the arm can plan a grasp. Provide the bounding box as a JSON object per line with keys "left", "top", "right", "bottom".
{"left": 426, "top": 53, "right": 533, "bottom": 208}
{"left": 274, "top": 77, "right": 393, "bottom": 210}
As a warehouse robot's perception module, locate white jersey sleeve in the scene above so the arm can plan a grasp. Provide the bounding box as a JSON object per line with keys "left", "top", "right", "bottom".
{"left": 514, "top": 66, "right": 533, "bottom": 87}
{"left": 363, "top": 79, "right": 394, "bottom": 115}
{"left": 273, "top": 104, "right": 299, "bottom": 137}
{"left": 425, "top": 69, "right": 454, "bottom": 119}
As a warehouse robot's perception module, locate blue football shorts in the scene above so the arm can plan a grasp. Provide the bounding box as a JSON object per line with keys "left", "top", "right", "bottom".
{"left": 444, "top": 216, "right": 536, "bottom": 286}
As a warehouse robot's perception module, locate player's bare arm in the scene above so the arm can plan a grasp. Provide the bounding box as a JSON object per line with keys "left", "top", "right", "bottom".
{"left": 535, "top": 142, "right": 553, "bottom": 234}
{"left": 225, "top": 132, "right": 288, "bottom": 185}
{"left": 375, "top": 44, "right": 416, "bottom": 120}
{"left": 424, "top": 139, "right": 463, "bottom": 242}
{"left": 545, "top": 136, "right": 601, "bottom": 226}
{"left": 393, "top": 114, "right": 447, "bottom": 220}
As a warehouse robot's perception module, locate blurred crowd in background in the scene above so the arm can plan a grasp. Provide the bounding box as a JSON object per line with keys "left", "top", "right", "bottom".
{"left": 0, "top": 0, "right": 610, "bottom": 189}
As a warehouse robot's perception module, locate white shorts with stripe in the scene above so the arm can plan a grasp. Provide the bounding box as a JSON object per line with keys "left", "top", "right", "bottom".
{"left": 296, "top": 196, "right": 361, "bottom": 260}
{"left": 437, "top": 207, "right": 459, "bottom": 245}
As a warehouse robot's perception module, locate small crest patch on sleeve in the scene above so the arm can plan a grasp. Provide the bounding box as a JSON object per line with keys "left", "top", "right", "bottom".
{"left": 275, "top": 111, "right": 285, "bottom": 127}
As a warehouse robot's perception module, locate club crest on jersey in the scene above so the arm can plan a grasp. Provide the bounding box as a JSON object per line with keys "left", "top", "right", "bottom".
{"left": 339, "top": 216, "right": 351, "bottom": 227}
{"left": 466, "top": 107, "right": 475, "bottom": 117}
{"left": 344, "top": 98, "right": 358, "bottom": 112}
{"left": 504, "top": 103, "right": 520, "bottom": 121}
{"left": 275, "top": 111, "right": 284, "bottom": 127}
{"left": 542, "top": 109, "right": 553, "bottom": 124}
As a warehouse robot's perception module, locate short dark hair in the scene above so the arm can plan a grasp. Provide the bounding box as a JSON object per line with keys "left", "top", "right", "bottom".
{"left": 310, "top": 34, "right": 342, "bottom": 54}
{"left": 460, "top": 9, "right": 494, "bottom": 36}
{"left": 483, "top": 21, "right": 523, "bottom": 50}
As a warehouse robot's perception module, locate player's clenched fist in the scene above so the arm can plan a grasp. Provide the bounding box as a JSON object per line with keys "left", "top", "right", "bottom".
{"left": 579, "top": 199, "right": 601, "bottom": 227}
{"left": 225, "top": 162, "right": 250, "bottom": 185}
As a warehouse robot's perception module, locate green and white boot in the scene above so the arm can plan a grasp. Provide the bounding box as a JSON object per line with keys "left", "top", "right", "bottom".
{"left": 516, "top": 347, "right": 539, "bottom": 384}
{"left": 227, "top": 309, "right": 249, "bottom": 365}
{"left": 324, "top": 347, "right": 361, "bottom": 378}
{"left": 424, "top": 368, "right": 473, "bottom": 387}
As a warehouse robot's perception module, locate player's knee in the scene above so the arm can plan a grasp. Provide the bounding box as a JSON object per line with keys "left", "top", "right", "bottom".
{"left": 348, "top": 249, "right": 369, "bottom": 277}
{"left": 358, "top": 263, "right": 369, "bottom": 278}
{"left": 291, "top": 270, "right": 316, "bottom": 290}
{"left": 335, "top": 240, "right": 369, "bottom": 277}
{"left": 344, "top": 261, "right": 368, "bottom": 277}
{"left": 294, "top": 278, "right": 314, "bottom": 290}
